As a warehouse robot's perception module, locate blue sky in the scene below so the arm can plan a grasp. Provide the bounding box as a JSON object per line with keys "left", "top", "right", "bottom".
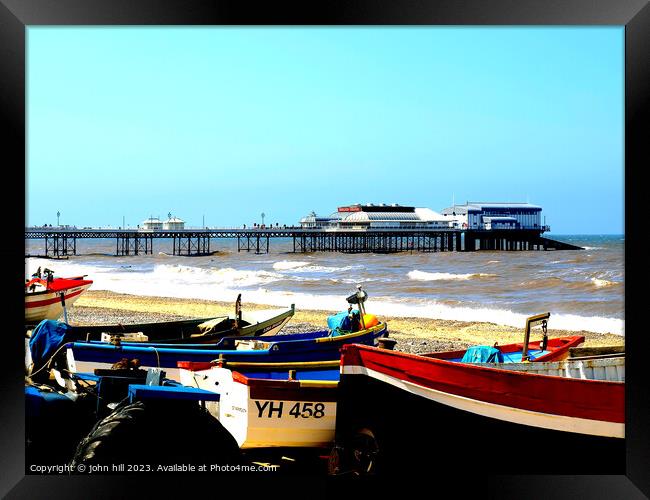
{"left": 27, "top": 27, "right": 624, "bottom": 233}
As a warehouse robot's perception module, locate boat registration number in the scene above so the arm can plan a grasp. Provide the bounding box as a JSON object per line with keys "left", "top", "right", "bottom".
{"left": 255, "top": 401, "right": 325, "bottom": 419}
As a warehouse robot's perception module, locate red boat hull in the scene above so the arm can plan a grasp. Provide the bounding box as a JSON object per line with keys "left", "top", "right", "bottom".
{"left": 331, "top": 344, "right": 624, "bottom": 475}
{"left": 25, "top": 277, "right": 93, "bottom": 323}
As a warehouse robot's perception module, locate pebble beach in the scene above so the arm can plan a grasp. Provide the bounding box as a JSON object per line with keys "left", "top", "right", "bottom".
{"left": 69, "top": 290, "right": 624, "bottom": 354}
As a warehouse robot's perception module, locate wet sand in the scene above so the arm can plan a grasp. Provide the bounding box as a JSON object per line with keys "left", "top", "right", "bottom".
{"left": 71, "top": 290, "right": 624, "bottom": 354}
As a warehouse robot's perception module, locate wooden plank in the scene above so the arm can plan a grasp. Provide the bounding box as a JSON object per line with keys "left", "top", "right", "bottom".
{"left": 569, "top": 346, "right": 625, "bottom": 358}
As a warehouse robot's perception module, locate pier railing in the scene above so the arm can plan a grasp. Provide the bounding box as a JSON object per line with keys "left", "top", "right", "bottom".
{"left": 25, "top": 226, "right": 574, "bottom": 257}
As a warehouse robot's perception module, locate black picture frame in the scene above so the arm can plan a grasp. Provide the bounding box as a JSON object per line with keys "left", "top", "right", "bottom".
{"left": 2, "top": 0, "right": 647, "bottom": 497}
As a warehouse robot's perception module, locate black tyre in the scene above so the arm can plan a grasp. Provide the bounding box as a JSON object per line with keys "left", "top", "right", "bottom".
{"left": 348, "top": 428, "right": 380, "bottom": 475}
{"left": 328, "top": 428, "right": 380, "bottom": 477}
{"left": 70, "top": 400, "right": 242, "bottom": 471}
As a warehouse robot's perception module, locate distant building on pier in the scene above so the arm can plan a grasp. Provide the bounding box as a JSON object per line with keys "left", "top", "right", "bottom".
{"left": 440, "top": 202, "right": 545, "bottom": 231}
{"left": 141, "top": 215, "right": 185, "bottom": 231}
{"left": 163, "top": 216, "right": 185, "bottom": 230}
{"left": 300, "top": 203, "right": 454, "bottom": 230}
{"left": 142, "top": 217, "right": 163, "bottom": 231}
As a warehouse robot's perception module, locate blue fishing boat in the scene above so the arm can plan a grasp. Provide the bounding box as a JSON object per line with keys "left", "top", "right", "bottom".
{"left": 64, "top": 323, "right": 387, "bottom": 381}
{"left": 29, "top": 287, "right": 388, "bottom": 382}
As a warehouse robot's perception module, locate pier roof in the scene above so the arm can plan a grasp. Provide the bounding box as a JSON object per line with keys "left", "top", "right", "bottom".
{"left": 441, "top": 202, "right": 542, "bottom": 214}
{"left": 466, "top": 202, "right": 542, "bottom": 210}
{"left": 337, "top": 207, "right": 446, "bottom": 223}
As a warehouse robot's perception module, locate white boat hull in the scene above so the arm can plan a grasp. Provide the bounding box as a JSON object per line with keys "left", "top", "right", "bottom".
{"left": 180, "top": 366, "right": 338, "bottom": 449}
{"left": 25, "top": 283, "right": 92, "bottom": 323}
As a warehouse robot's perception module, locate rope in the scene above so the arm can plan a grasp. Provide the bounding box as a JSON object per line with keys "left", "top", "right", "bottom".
{"left": 150, "top": 346, "right": 161, "bottom": 368}
{"left": 27, "top": 342, "right": 72, "bottom": 379}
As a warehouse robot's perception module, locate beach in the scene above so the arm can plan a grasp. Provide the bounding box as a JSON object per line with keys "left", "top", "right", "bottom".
{"left": 26, "top": 234, "right": 625, "bottom": 337}
{"left": 70, "top": 290, "right": 624, "bottom": 353}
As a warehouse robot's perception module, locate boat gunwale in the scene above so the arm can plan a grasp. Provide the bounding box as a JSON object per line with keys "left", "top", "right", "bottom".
{"left": 345, "top": 342, "right": 623, "bottom": 386}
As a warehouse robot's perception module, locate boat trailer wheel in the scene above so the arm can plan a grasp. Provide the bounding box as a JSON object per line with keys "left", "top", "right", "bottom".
{"left": 349, "top": 428, "right": 379, "bottom": 475}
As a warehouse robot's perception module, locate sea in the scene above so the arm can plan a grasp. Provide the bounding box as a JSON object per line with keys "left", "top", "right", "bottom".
{"left": 25, "top": 234, "right": 624, "bottom": 336}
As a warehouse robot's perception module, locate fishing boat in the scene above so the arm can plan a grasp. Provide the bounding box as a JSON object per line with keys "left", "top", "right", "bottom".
{"left": 179, "top": 360, "right": 340, "bottom": 449}
{"left": 63, "top": 323, "right": 387, "bottom": 382}
{"left": 424, "top": 313, "right": 584, "bottom": 363}
{"left": 51, "top": 287, "right": 387, "bottom": 382}
{"left": 25, "top": 268, "right": 93, "bottom": 324}
{"left": 52, "top": 295, "right": 295, "bottom": 344}
{"left": 27, "top": 354, "right": 341, "bottom": 468}
{"left": 26, "top": 368, "right": 244, "bottom": 469}
{"left": 329, "top": 343, "right": 625, "bottom": 476}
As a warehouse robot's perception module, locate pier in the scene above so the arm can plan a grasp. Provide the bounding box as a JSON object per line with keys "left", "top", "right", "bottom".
{"left": 25, "top": 228, "right": 583, "bottom": 257}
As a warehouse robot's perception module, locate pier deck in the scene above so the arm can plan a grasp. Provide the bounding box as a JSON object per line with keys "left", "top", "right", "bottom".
{"left": 24, "top": 228, "right": 582, "bottom": 257}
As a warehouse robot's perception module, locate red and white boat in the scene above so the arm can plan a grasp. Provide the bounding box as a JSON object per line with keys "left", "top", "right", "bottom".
{"left": 424, "top": 334, "right": 585, "bottom": 363}
{"left": 330, "top": 343, "right": 624, "bottom": 475}
{"left": 424, "top": 313, "right": 584, "bottom": 364}
{"left": 25, "top": 271, "right": 93, "bottom": 324}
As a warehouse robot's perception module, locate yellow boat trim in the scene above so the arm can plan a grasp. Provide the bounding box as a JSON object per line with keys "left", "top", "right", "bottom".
{"left": 298, "top": 380, "right": 339, "bottom": 388}
{"left": 315, "top": 322, "right": 387, "bottom": 343}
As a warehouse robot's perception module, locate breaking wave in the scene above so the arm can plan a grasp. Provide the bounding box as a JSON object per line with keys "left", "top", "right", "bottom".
{"left": 591, "top": 277, "right": 620, "bottom": 288}
{"left": 272, "top": 260, "right": 310, "bottom": 270}
{"left": 408, "top": 270, "right": 497, "bottom": 281}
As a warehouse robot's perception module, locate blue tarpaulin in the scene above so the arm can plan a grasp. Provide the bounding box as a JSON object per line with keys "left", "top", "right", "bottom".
{"left": 29, "top": 320, "right": 71, "bottom": 371}
{"left": 327, "top": 310, "right": 361, "bottom": 335}
{"left": 461, "top": 345, "right": 504, "bottom": 363}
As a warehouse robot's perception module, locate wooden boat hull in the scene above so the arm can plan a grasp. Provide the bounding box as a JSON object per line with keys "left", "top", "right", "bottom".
{"left": 64, "top": 305, "right": 295, "bottom": 344}
{"left": 180, "top": 364, "right": 339, "bottom": 449}
{"left": 66, "top": 323, "right": 388, "bottom": 382}
{"left": 25, "top": 282, "right": 93, "bottom": 323}
{"left": 331, "top": 344, "right": 624, "bottom": 475}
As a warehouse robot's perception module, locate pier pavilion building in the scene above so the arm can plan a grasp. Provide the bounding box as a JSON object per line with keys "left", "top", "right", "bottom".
{"left": 300, "top": 204, "right": 454, "bottom": 230}
{"left": 142, "top": 217, "right": 163, "bottom": 231}
{"left": 163, "top": 216, "right": 185, "bottom": 230}
{"left": 440, "top": 202, "right": 544, "bottom": 231}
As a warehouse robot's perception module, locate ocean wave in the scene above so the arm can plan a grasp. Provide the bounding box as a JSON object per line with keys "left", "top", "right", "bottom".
{"left": 591, "top": 277, "right": 620, "bottom": 288}
{"left": 408, "top": 270, "right": 497, "bottom": 281}
{"left": 521, "top": 277, "right": 567, "bottom": 289}
{"left": 273, "top": 261, "right": 360, "bottom": 274}
{"left": 300, "top": 264, "right": 359, "bottom": 273}
{"left": 24, "top": 257, "right": 623, "bottom": 335}
{"left": 272, "top": 260, "right": 310, "bottom": 270}
{"left": 521, "top": 276, "right": 622, "bottom": 291}
{"left": 152, "top": 264, "right": 283, "bottom": 288}
{"left": 25, "top": 258, "right": 113, "bottom": 277}
{"left": 183, "top": 289, "right": 623, "bottom": 335}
